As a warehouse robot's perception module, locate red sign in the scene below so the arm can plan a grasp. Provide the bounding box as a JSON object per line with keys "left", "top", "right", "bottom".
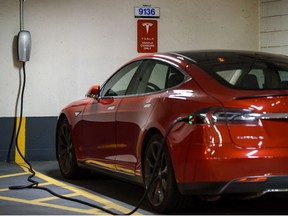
{"left": 137, "top": 19, "right": 158, "bottom": 53}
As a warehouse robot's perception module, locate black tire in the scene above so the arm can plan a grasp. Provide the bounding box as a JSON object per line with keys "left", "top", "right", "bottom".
{"left": 143, "top": 133, "right": 189, "bottom": 213}
{"left": 56, "top": 118, "right": 80, "bottom": 179}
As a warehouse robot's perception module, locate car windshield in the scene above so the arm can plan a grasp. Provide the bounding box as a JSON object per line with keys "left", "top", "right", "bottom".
{"left": 178, "top": 51, "right": 288, "bottom": 90}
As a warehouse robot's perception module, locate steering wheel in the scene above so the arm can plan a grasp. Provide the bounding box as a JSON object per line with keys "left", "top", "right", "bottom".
{"left": 147, "top": 82, "right": 161, "bottom": 91}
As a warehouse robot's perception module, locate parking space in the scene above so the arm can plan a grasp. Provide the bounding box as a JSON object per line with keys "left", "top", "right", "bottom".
{"left": 0, "top": 162, "right": 151, "bottom": 215}
{"left": 3, "top": 161, "right": 288, "bottom": 215}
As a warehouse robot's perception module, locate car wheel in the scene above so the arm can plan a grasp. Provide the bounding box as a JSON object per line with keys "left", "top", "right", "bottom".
{"left": 56, "top": 118, "right": 80, "bottom": 179}
{"left": 143, "top": 133, "right": 188, "bottom": 213}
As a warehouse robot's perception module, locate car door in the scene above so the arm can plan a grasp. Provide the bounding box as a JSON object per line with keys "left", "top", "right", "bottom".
{"left": 115, "top": 60, "right": 185, "bottom": 174}
{"left": 80, "top": 61, "right": 142, "bottom": 169}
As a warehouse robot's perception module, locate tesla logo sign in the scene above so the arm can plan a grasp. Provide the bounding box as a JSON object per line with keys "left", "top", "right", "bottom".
{"left": 137, "top": 19, "right": 157, "bottom": 53}
{"left": 142, "top": 22, "right": 153, "bottom": 34}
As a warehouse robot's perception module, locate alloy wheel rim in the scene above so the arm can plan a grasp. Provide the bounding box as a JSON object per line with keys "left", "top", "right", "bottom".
{"left": 145, "top": 142, "right": 168, "bottom": 207}
{"left": 58, "top": 123, "right": 73, "bottom": 174}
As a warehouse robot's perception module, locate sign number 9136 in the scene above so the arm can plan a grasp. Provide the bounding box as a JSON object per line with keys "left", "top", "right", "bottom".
{"left": 135, "top": 6, "right": 160, "bottom": 18}
{"left": 139, "top": 8, "right": 155, "bottom": 16}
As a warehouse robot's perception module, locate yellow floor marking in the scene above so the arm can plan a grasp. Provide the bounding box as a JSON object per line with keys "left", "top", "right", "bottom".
{"left": 0, "top": 195, "right": 104, "bottom": 215}
{"left": 7, "top": 164, "right": 143, "bottom": 215}
{"left": 0, "top": 172, "right": 27, "bottom": 179}
{"left": 0, "top": 188, "right": 9, "bottom": 192}
{"left": 34, "top": 171, "right": 135, "bottom": 214}
{"left": 38, "top": 182, "right": 51, "bottom": 187}
{"left": 15, "top": 117, "right": 26, "bottom": 164}
{"left": 0, "top": 172, "right": 29, "bottom": 193}
{"left": 33, "top": 192, "right": 78, "bottom": 202}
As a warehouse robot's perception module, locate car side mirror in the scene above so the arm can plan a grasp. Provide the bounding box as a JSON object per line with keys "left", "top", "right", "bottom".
{"left": 86, "top": 85, "right": 100, "bottom": 99}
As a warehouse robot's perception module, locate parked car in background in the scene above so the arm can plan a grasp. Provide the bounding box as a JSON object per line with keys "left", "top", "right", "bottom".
{"left": 56, "top": 50, "right": 288, "bottom": 213}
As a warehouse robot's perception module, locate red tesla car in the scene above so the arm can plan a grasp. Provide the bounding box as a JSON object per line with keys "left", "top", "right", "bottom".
{"left": 56, "top": 50, "right": 288, "bottom": 213}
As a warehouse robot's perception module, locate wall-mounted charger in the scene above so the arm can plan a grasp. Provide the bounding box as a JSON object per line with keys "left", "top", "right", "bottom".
{"left": 18, "top": 31, "right": 31, "bottom": 62}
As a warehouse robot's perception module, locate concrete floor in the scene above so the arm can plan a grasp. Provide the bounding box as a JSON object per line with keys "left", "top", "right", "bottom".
{"left": 3, "top": 161, "right": 288, "bottom": 215}
{"left": 0, "top": 161, "right": 152, "bottom": 215}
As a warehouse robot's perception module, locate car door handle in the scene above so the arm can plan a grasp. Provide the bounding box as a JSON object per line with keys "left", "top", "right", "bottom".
{"left": 107, "top": 105, "right": 116, "bottom": 110}
{"left": 144, "top": 103, "right": 151, "bottom": 108}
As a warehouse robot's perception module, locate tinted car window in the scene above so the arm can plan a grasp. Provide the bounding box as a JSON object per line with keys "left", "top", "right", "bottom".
{"left": 177, "top": 51, "right": 288, "bottom": 90}
{"left": 214, "top": 65, "right": 288, "bottom": 90}
{"left": 135, "top": 60, "right": 184, "bottom": 94}
{"left": 166, "top": 67, "right": 185, "bottom": 88}
{"left": 279, "top": 70, "right": 288, "bottom": 88}
{"left": 101, "top": 61, "right": 142, "bottom": 97}
{"left": 148, "top": 63, "right": 169, "bottom": 90}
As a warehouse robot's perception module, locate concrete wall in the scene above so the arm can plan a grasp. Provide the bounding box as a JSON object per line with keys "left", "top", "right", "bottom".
{"left": 260, "top": 0, "right": 288, "bottom": 54}
{"left": 0, "top": 0, "right": 259, "bottom": 161}
{"left": 0, "top": 0, "right": 259, "bottom": 117}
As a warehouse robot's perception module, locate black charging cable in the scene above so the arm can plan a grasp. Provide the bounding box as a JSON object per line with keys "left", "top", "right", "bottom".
{"left": 6, "top": 0, "right": 189, "bottom": 214}
{"left": 8, "top": 68, "right": 192, "bottom": 214}
{"left": 8, "top": 62, "right": 38, "bottom": 190}
{"left": 7, "top": 42, "right": 193, "bottom": 214}
{"left": 7, "top": 63, "right": 118, "bottom": 215}
{"left": 8, "top": 1, "right": 195, "bottom": 214}
{"left": 125, "top": 115, "right": 191, "bottom": 215}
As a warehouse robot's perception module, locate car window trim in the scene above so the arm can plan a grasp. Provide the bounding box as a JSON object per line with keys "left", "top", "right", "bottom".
{"left": 129, "top": 59, "right": 190, "bottom": 95}
{"left": 99, "top": 58, "right": 191, "bottom": 99}
{"left": 98, "top": 60, "right": 144, "bottom": 99}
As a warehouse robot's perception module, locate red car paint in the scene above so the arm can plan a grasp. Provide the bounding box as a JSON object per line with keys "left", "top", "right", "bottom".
{"left": 57, "top": 50, "right": 288, "bottom": 202}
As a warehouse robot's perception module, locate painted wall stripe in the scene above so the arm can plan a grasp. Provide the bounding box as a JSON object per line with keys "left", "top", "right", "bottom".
{"left": 15, "top": 117, "right": 26, "bottom": 164}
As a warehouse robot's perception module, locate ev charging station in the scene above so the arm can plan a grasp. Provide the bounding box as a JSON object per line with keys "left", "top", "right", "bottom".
{"left": 1, "top": 0, "right": 284, "bottom": 215}
{"left": 18, "top": 0, "right": 31, "bottom": 62}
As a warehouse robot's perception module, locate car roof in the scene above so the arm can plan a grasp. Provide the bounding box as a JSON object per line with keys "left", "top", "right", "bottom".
{"left": 168, "top": 50, "right": 288, "bottom": 64}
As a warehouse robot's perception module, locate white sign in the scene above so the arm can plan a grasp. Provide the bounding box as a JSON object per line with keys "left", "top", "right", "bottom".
{"left": 134, "top": 6, "right": 160, "bottom": 18}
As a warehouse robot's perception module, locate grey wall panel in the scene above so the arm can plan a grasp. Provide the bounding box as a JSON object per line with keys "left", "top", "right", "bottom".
{"left": 0, "top": 117, "right": 57, "bottom": 161}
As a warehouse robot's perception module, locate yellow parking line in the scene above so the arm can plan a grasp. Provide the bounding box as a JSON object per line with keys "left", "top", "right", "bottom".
{"left": 17, "top": 165, "right": 142, "bottom": 215}
{"left": 34, "top": 171, "right": 135, "bottom": 214}
{"left": 0, "top": 172, "right": 27, "bottom": 179}
{"left": 0, "top": 188, "right": 9, "bottom": 192}
{"left": 38, "top": 182, "right": 52, "bottom": 187}
{"left": 0, "top": 195, "right": 104, "bottom": 215}
{"left": 32, "top": 192, "right": 78, "bottom": 202}
{"left": 30, "top": 196, "right": 58, "bottom": 202}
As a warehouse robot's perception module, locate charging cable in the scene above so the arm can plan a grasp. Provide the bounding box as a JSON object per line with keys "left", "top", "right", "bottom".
{"left": 7, "top": 62, "right": 118, "bottom": 215}
{"left": 8, "top": 62, "right": 38, "bottom": 190}
{"left": 126, "top": 115, "right": 193, "bottom": 215}
{"left": 8, "top": 1, "right": 196, "bottom": 214}
{"left": 9, "top": 79, "right": 193, "bottom": 215}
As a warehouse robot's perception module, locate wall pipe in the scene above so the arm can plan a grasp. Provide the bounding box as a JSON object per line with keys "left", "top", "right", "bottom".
{"left": 20, "top": 0, "right": 24, "bottom": 31}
